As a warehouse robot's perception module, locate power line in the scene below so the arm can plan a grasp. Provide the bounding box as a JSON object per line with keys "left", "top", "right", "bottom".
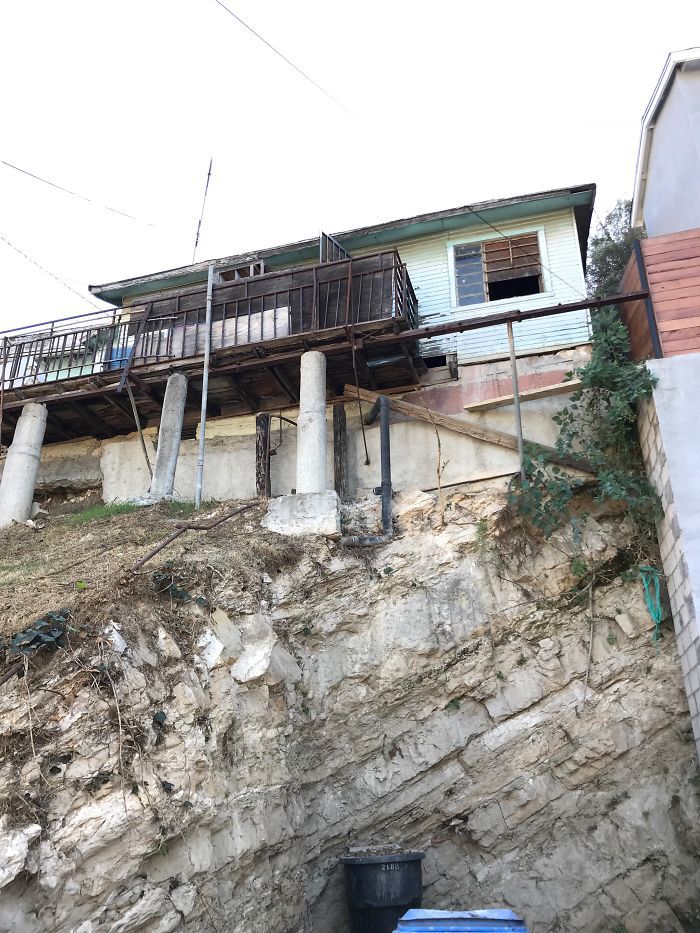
{"left": 0, "top": 159, "right": 157, "bottom": 227}
{"left": 463, "top": 203, "right": 588, "bottom": 300}
{"left": 210, "top": 0, "right": 352, "bottom": 115}
{"left": 0, "top": 232, "right": 102, "bottom": 310}
{"left": 192, "top": 157, "right": 213, "bottom": 264}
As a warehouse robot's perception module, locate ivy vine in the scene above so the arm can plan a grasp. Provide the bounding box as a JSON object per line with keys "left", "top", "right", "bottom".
{"left": 509, "top": 308, "right": 659, "bottom": 542}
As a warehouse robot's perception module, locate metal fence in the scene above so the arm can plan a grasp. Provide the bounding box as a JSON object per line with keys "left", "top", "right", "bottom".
{"left": 0, "top": 250, "right": 418, "bottom": 392}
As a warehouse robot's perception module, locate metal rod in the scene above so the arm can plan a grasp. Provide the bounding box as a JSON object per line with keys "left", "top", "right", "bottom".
{"left": 341, "top": 395, "right": 393, "bottom": 547}
{"left": 0, "top": 336, "right": 7, "bottom": 450}
{"left": 126, "top": 381, "right": 153, "bottom": 479}
{"left": 507, "top": 322, "right": 526, "bottom": 483}
{"left": 194, "top": 264, "right": 215, "bottom": 509}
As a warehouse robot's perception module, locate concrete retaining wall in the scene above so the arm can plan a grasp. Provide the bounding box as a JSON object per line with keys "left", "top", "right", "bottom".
{"left": 0, "top": 347, "right": 589, "bottom": 503}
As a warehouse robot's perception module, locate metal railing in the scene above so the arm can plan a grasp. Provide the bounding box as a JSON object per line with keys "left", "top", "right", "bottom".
{"left": 0, "top": 250, "right": 417, "bottom": 392}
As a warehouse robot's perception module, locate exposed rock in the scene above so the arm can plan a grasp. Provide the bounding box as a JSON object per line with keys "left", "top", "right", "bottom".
{"left": 0, "top": 489, "right": 697, "bottom": 933}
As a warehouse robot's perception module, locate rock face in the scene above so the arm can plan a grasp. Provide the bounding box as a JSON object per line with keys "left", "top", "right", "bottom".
{"left": 0, "top": 488, "right": 698, "bottom": 933}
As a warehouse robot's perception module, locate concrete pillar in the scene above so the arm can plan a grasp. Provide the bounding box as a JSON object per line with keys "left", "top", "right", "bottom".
{"left": 296, "top": 351, "right": 327, "bottom": 494}
{"left": 0, "top": 403, "right": 47, "bottom": 529}
{"left": 149, "top": 373, "right": 188, "bottom": 499}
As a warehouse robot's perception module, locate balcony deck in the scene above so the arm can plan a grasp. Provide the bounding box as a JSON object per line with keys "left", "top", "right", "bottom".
{"left": 0, "top": 251, "right": 422, "bottom": 444}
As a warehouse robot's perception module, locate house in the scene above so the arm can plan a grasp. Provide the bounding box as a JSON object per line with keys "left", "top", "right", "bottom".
{"left": 0, "top": 182, "right": 596, "bottom": 449}
{"left": 632, "top": 46, "right": 700, "bottom": 237}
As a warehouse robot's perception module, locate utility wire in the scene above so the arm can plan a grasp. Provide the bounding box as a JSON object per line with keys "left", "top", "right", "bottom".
{"left": 0, "top": 232, "right": 102, "bottom": 310}
{"left": 210, "top": 0, "right": 352, "bottom": 115}
{"left": 192, "top": 158, "right": 213, "bottom": 264}
{"left": 0, "top": 159, "right": 157, "bottom": 227}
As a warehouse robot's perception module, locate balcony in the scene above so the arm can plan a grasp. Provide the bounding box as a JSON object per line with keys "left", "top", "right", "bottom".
{"left": 0, "top": 250, "right": 421, "bottom": 443}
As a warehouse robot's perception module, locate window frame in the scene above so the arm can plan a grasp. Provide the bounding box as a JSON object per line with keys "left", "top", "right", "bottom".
{"left": 446, "top": 225, "right": 553, "bottom": 313}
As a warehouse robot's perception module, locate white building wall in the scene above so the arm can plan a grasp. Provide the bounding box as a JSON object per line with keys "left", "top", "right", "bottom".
{"left": 364, "top": 207, "right": 589, "bottom": 363}
{"left": 643, "top": 67, "right": 700, "bottom": 237}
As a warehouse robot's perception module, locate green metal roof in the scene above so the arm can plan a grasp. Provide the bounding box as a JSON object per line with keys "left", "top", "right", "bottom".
{"left": 91, "top": 183, "right": 595, "bottom": 306}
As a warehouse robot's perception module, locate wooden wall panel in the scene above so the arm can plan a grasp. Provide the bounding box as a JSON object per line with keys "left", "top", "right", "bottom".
{"left": 619, "top": 251, "right": 653, "bottom": 360}
{"left": 643, "top": 230, "right": 700, "bottom": 357}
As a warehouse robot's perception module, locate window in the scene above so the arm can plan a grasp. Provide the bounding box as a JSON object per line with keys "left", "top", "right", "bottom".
{"left": 453, "top": 233, "right": 544, "bottom": 307}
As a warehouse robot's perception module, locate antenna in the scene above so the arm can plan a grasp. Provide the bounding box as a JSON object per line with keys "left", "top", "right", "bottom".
{"left": 192, "top": 157, "right": 213, "bottom": 264}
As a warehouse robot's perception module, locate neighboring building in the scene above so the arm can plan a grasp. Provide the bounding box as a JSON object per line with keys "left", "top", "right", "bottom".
{"left": 624, "top": 48, "right": 700, "bottom": 759}
{"left": 632, "top": 47, "right": 700, "bottom": 236}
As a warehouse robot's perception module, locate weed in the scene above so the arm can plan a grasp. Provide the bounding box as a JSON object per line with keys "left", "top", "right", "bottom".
{"left": 607, "top": 631, "right": 618, "bottom": 645}
{"left": 475, "top": 519, "right": 488, "bottom": 547}
{"left": 571, "top": 556, "right": 588, "bottom": 578}
{"left": 495, "top": 670, "right": 506, "bottom": 682}
{"left": 446, "top": 697, "right": 461, "bottom": 711}
{"left": 66, "top": 502, "right": 140, "bottom": 525}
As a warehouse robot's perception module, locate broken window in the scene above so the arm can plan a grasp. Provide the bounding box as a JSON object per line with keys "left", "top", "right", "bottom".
{"left": 453, "top": 233, "right": 543, "bottom": 307}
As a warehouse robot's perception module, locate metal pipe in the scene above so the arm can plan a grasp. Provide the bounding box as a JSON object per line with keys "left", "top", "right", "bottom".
{"left": 194, "top": 264, "right": 215, "bottom": 509}
{"left": 342, "top": 395, "right": 393, "bottom": 547}
{"left": 507, "top": 322, "right": 526, "bottom": 483}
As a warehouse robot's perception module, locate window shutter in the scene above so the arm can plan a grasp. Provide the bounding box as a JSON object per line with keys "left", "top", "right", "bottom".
{"left": 483, "top": 234, "right": 541, "bottom": 284}
{"left": 453, "top": 243, "right": 486, "bottom": 305}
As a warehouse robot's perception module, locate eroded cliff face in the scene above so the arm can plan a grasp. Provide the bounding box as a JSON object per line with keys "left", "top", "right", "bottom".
{"left": 0, "top": 488, "right": 698, "bottom": 933}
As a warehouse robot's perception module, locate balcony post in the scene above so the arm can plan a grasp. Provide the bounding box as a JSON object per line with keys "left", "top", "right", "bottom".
{"left": 0, "top": 402, "right": 47, "bottom": 529}
{"left": 296, "top": 351, "right": 328, "bottom": 494}
{"left": 149, "top": 372, "right": 188, "bottom": 500}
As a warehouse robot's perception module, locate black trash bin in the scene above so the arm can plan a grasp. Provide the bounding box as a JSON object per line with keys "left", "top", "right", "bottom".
{"left": 341, "top": 852, "right": 425, "bottom": 933}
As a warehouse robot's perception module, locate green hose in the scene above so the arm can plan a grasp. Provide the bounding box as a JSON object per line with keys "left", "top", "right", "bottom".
{"left": 639, "top": 565, "right": 663, "bottom": 651}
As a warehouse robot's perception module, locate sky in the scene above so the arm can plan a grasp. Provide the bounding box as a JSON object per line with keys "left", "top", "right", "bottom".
{"left": 0, "top": 0, "right": 697, "bottom": 330}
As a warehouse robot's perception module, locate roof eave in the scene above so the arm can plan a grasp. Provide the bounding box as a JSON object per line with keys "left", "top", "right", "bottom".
{"left": 91, "top": 182, "right": 596, "bottom": 306}
{"left": 632, "top": 47, "right": 700, "bottom": 228}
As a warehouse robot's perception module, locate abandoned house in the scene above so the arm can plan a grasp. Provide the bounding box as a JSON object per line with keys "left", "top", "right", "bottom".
{"left": 0, "top": 182, "right": 600, "bottom": 507}
{"left": 1, "top": 171, "right": 700, "bottom": 933}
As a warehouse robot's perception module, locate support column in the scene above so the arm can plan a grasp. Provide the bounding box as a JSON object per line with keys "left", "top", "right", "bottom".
{"left": 0, "top": 403, "right": 47, "bottom": 529}
{"left": 296, "top": 351, "right": 327, "bottom": 494}
{"left": 262, "top": 351, "right": 340, "bottom": 537}
{"left": 149, "top": 373, "right": 187, "bottom": 500}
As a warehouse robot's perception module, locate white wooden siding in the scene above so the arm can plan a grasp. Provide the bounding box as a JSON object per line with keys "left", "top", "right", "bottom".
{"left": 361, "top": 208, "right": 590, "bottom": 363}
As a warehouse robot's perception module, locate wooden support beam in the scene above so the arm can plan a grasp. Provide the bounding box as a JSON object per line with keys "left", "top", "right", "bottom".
{"left": 46, "top": 411, "right": 80, "bottom": 440}
{"left": 343, "top": 384, "right": 594, "bottom": 475}
{"left": 186, "top": 383, "right": 221, "bottom": 417}
{"left": 464, "top": 379, "right": 583, "bottom": 413}
{"left": 66, "top": 401, "right": 115, "bottom": 438}
{"left": 101, "top": 391, "right": 145, "bottom": 424}
{"left": 401, "top": 344, "right": 421, "bottom": 384}
{"left": 223, "top": 373, "right": 258, "bottom": 413}
{"left": 255, "top": 413, "right": 271, "bottom": 498}
{"left": 333, "top": 403, "right": 348, "bottom": 500}
{"left": 269, "top": 365, "right": 298, "bottom": 404}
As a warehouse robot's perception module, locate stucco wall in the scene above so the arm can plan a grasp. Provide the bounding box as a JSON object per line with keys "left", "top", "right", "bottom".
{"left": 644, "top": 66, "right": 700, "bottom": 237}
{"left": 640, "top": 354, "right": 700, "bottom": 756}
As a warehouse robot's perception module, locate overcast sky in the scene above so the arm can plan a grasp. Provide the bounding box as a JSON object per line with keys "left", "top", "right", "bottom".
{"left": 0, "top": 0, "right": 696, "bottom": 329}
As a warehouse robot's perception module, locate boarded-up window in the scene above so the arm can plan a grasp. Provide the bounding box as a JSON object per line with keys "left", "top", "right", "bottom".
{"left": 454, "top": 233, "right": 543, "bottom": 306}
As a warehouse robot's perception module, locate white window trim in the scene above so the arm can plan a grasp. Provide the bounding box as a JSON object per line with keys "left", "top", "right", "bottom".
{"left": 446, "top": 224, "right": 554, "bottom": 313}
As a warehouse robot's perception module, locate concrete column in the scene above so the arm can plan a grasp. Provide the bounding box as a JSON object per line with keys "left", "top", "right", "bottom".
{"left": 149, "top": 373, "right": 188, "bottom": 499}
{"left": 0, "top": 403, "right": 47, "bottom": 529}
{"left": 296, "top": 351, "right": 327, "bottom": 494}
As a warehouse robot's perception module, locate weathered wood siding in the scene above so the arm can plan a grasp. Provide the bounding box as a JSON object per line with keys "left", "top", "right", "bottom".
{"left": 619, "top": 252, "right": 654, "bottom": 360}
{"left": 359, "top": 208, "right": 590, "bottom": 363}
{"left": 645, "top": 229, "right": 700, "bottom": 356}
{"left": 622, "top": 229, "right": 700, "bottom": 359}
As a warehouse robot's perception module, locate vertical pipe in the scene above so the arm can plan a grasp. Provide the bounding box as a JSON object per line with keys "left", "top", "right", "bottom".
{"left": 194, "top": 264, "right": 215, "bottom": 508}
{"left": 507, "top": 322, "right": 526, "bottom": 483}
{"left": 379, "top": 395, "right": 392, "bottom": 536}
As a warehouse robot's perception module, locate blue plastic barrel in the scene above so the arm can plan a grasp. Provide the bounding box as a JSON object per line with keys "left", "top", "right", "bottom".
{"left": 393, "top": 909, "right": 529, "bottom": 931}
